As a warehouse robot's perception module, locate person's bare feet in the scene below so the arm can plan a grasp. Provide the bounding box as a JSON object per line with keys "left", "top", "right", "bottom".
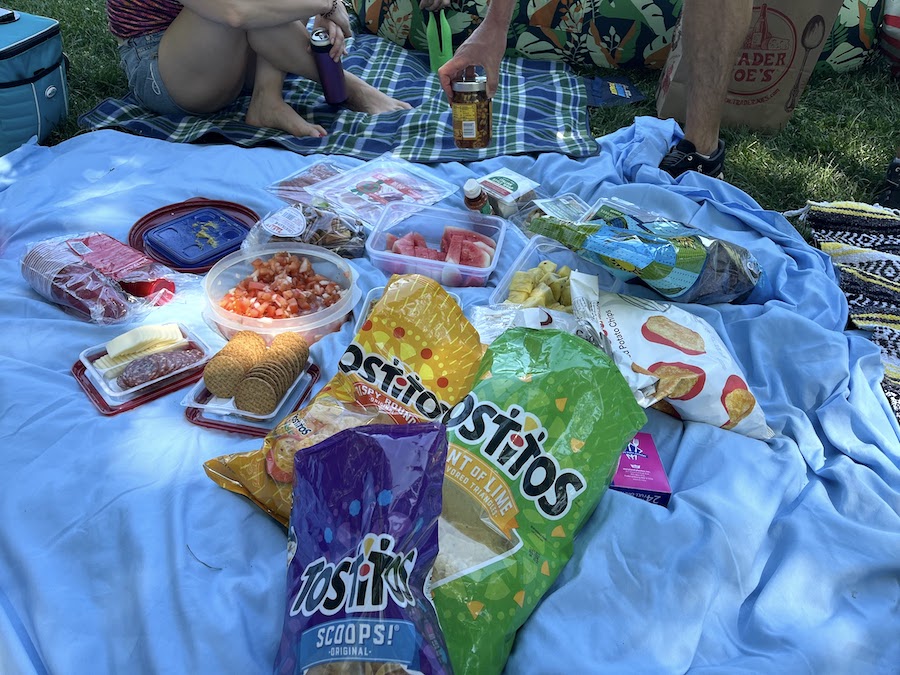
{"left": 345, "top": 75, "right": 412, "bottom": 114}
{"left": 246, "top": 97, "right": 327, "bottom": 137}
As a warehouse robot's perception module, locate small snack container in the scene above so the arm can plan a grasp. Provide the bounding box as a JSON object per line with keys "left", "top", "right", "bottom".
{"left": 366, "top": 203, "right": 507, "bottom": 287}
{"left": 489, "top": 235, "right": 623, "bottom": 307}
{"left": 181, "top": 361, "right": 318, "bottom": 426}
{"left": 202, "top": 243, "right": 360, "bottom": 345}
{"left": 74, "top": 323, "right": 211, "bottom": 414}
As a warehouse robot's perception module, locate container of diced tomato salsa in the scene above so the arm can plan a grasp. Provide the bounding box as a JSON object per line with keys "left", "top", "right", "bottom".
{"left": 202, "top": 243, "right": 360, "bottom": 345}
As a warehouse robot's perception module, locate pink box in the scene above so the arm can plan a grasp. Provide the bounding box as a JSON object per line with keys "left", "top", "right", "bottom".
{"left": 610, "top": 432, "right": 671, "bottom": 507}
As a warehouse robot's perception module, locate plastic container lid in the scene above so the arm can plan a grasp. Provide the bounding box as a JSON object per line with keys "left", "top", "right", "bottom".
{"left": 128, "top": 198, "right": 259, "bottom": 274}
{"left": 143, "top": 207, "right": 248, "bottom": 268}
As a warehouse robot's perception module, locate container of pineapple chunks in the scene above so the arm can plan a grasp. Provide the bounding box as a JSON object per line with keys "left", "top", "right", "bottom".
{"left": 490, "top": 235, "right": 618, "bottom": 310}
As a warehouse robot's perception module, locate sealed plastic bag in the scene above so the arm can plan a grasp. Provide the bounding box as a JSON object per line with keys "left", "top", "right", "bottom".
{"left": 21, "top": 232, "right": 178, "bottom": 324}
{"left": 275, "top": 423, "right": 451, "bottom": 675}
{"left": 204, "top": 274, "right": 484, "bottom": 526}
{"left": 431, "top": 328, "right": 646, "bottom": 675}
{"left": 241, "top": 204, "right": 368, "bottom": 259}
{"left": 528, "top": 197, "right": 762, "bottom": 304}
{"left": 570, "top": 271, "right": 773, "bottom": 440}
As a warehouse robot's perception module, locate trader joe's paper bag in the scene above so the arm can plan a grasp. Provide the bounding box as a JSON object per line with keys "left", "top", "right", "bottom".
{"left": 431, "top": 328, "right": 646, "bottom": 674}
{"left": 657, "top": 0, "right": 842, "bottom": 130}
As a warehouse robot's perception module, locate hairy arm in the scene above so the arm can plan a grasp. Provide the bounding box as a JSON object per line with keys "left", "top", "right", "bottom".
{"left": 437, "top": 0, "right": 515, "bottom": 100}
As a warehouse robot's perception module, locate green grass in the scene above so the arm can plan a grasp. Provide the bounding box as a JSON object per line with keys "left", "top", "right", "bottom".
{"left": 14, "top": 0, "right": 900, "bottom": 213}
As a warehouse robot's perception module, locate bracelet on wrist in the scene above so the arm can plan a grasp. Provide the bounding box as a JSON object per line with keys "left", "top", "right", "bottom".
{"left": 323, "top": 0, "right": 338, "bottom": 19}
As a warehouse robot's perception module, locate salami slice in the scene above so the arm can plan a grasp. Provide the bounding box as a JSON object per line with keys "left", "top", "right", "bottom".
{"left": 117, "top": 348, "right": 204, "bottom": 390}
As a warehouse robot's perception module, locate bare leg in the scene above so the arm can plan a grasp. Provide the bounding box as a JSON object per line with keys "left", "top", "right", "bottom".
{"left": 246, "top": 56, "right": 327, "bottom": 137}
{"left": 157, "top": 9, "right": 409, "bottom": 137}
{"left": 247, "top": 25, "right": 411, "bottom": 114}
{"left": 681, "top": 0, "right": 752, "bottom": 154}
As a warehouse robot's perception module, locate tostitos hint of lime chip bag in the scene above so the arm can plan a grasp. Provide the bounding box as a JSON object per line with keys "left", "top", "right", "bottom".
{"left": 275, "top": 423, "right": 451, "bottom": 675}
{"left": 204, "top": 274, "right": 483, "bottom": 526}
{"left": 431, "top": 327, "right": 646, "bottom": 674}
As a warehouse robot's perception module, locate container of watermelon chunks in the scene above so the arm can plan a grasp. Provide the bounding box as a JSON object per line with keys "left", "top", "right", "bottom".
{"left": 365, "top": 202, "right": 507, "bottom": 287}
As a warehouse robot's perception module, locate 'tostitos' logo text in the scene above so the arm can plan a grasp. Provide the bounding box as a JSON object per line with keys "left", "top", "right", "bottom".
{"left": 290, "top": 534, "right": 416, "bottom": 617}
{"left": 443, "top": 393, "right": 586, "bottom": 520}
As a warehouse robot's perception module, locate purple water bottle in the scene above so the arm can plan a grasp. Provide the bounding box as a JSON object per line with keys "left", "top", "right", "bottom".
{"left": 310, "top": 29, "right": 348, "bottom": 106}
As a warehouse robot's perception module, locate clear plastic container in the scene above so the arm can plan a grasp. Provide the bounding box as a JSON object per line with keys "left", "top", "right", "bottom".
{"left": 307, "top": 153, "right": 457, "bottom": 227}
{"left": 366, "top": 203, "right": 507, "bottom": 287}
{"left": 203, "top": 243, "right": 360, "bottom": 345}
{"left": 180, "top": 360, "right": 315, "bottom": 422}
{"left": 353, "top": 285, "right": 462, "bottom": 335}
{"left": 489, "top": 235, "right": 623, "bottom": 305}
{"left": 78, "top": 323, "right": 211, "bottom": 403}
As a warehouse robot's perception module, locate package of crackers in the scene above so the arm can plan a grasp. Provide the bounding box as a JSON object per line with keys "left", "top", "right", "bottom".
{"left": 203, "top": 274, "right": 485, "bottom": 526}
{"left": 200, "top": 331, "right": 310, "bottom": 418}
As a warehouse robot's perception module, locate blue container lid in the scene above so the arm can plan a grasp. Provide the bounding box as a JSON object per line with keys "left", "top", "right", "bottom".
{"left": 143, "top": 207, "right": 248, "bottom": 268}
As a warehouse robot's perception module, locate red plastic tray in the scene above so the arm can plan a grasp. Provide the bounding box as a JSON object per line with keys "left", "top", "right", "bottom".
{"left": 128, "top": 197, "right": 260, "bottom": 274}
{"left": 183, "top": 363, "right": 320, "bottom": 437}
{"left": 72, "top": 359, "right": 205, "bottom": 416}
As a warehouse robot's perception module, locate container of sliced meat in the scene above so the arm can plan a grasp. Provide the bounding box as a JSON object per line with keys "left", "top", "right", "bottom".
{"left": 365, "top": 202, "right": 507, "bottom": 287}
{"left": 77, "top": 323, "right": 211, "bottom": 407}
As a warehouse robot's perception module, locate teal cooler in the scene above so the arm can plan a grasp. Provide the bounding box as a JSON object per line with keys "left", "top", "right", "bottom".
{"left": 0, "top": 8, "right": 68, "bottom": 156}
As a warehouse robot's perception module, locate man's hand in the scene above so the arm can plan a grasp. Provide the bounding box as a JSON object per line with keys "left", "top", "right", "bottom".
{"left": 437, "top": 13, "right": 506, "bottom": 100}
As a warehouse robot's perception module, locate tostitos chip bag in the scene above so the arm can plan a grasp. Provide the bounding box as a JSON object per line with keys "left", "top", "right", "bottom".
{"left": 431, "top": 327, "right": 646, "bottom": 674}
{"left": 275, "top": 424, "right": 451, "bottom": 675}
{"left": 204, "top": 274, "right": 484, "bottom": 526}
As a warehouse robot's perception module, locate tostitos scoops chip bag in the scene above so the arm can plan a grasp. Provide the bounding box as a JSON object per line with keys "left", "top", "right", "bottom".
{"left": 431, "top": 327, "right": 646, "bottom": 674}
{"left": 204, "top": 274, "right": 484, "bottom": 526}
{"left": 275, "top": 424, "right": 451, "bottom": 675}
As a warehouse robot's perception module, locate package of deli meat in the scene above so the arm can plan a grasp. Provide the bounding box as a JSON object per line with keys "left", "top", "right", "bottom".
{"left": 21, "top": 232, "right": 178, "bottom": 324}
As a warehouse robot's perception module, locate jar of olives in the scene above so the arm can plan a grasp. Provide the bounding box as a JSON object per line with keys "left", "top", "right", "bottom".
{"left": 451, "top": 77, "right": 492, "bottom": 149}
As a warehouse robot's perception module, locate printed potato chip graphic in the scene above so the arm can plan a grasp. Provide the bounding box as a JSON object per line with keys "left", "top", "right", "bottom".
{"left": 641, "top": 315, "right": 706, "bottom": 355}
{"left": 203, "top": 275, "right": 484, "bottom": 526}
{"left": 721, "top": 374, "right": 756, "bottom": 430}
{"left": 646, "top": 361, "right": 706, "bottom": 400}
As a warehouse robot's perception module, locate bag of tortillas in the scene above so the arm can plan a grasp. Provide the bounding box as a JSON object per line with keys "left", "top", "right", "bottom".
{"left": 570, "top": 271, "right": 773, "bottom": 440}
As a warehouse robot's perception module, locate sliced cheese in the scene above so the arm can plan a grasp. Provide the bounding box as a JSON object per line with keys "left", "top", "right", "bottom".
{"left": 95, "top": 338, "right": 188, "bottom": 379}
{"left": 106, "top": 323, "right": 183, "bottom": 359}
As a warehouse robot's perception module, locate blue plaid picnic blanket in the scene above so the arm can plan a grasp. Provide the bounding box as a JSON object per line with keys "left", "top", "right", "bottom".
{"left": 79, "top": 33, "right": 598, "bottom": 163}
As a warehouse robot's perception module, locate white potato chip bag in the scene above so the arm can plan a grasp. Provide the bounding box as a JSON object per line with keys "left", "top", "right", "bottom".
{"left": 571, "top": 271, "right": 773, "bottom": 440}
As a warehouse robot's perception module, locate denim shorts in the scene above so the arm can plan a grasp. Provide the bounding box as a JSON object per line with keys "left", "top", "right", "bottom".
{"left": 117, "top": 31, "right": 192, "bottom": 116}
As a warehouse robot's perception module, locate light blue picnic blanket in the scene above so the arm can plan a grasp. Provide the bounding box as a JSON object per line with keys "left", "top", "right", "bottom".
{"left": 79, "top": 33, "right": 598, "bottom": 163}
{"left": 1, "top": 117, "right": 898, "bottom": 674}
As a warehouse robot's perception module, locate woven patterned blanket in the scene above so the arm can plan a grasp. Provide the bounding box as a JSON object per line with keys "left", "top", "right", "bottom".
{"left": 797, "top": 200, "right": 900, "bottom": 419}
{"left": 78, "top": 33, "right": 598, "bottom": 163}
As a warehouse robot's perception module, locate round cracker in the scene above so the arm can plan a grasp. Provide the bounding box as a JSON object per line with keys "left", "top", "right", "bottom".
{"left": 270, "top": 346, "right": 304, "bottom": 381}
{"left": 203, "top": 354, "right": 247, "bottom": 399}
{"left": 234, "top": 376, "right": 279, "bottom": 416}
{"left": 251, "top": 360, "right": 292, "bottom": 398}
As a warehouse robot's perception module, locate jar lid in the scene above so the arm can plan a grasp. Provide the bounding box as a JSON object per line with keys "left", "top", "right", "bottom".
{"left": 463, "top": 179, "right": 482, "bottom": 199}
{"left": 452, "top": 78, "right": 487, "bottom": 93}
